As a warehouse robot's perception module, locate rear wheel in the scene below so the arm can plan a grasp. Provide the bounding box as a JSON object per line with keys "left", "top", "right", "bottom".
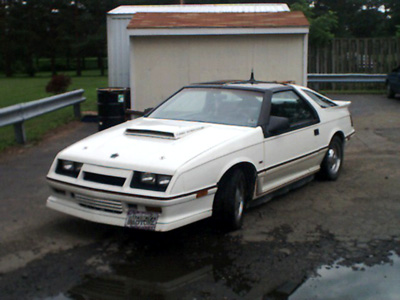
{"left": 213, "top": 169, "right": 247, "bottom": 231}
{"left": 387, "top": 83, "right": 395, "bottom": 98}
{"left": 319, "top": 136, "right": 343, "bottom": 181}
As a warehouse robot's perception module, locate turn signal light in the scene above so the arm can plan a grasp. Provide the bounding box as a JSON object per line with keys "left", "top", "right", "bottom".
{"left": 196, "top": 189, "right": 208, "bottom": 198}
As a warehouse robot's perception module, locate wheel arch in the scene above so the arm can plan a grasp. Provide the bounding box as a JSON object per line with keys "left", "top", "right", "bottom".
{"left": 331, "top": 130, "right": 345, "bottom": 143}
{"left": 216, "top": 161, "right": 257, "bottom": 202}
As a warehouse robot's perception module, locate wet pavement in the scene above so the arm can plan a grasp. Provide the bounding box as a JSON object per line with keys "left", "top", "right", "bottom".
{"left": 1, "top": 94, "right": 400, "bottom": 299}
{"left": 291, "top": 252, "right": 400, "bottom": 300}
{"left": 2, "top": 224, "right": 399, "bottom": 299}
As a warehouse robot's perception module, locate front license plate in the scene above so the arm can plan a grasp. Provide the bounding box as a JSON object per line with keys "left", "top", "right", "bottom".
{"left": 125, "top": 210, "right": 159, "bottom": 231}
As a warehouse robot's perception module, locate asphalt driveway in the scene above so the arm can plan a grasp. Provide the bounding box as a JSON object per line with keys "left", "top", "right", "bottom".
{"left": 0, "top": 94, "right": 400, "bottom": 299}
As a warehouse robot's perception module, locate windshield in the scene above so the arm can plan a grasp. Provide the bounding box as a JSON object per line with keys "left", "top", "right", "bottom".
{"left": 148, "top": 88, "right": 264, "bottom": 127}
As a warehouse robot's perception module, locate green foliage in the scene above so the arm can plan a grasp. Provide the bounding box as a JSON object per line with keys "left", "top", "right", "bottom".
{"left": 0, "top": 0, "right": 116, "bottom": 77}
{"left": 396, "top": 25, "right": 400, "bottom": 38}
{"left": 309, "top": 11, "right": 338, "bottom": 46}
{"left": 291, "top": 0, "right": 338, "bottom": 46}
{"left": 312, "top": 0, "right": 399, "bottom": 38}
{"left": 291, "top": 0, "right": 314, "bottom": 19}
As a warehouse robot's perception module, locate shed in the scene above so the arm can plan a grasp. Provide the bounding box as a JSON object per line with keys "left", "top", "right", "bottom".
{"left": 107, "top": 4, "right": 309, "bottom": 111}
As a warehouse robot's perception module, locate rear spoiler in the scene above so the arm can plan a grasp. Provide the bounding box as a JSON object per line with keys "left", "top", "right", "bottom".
{"left": 331, "top": 100, "right": 351, "bottom": 108}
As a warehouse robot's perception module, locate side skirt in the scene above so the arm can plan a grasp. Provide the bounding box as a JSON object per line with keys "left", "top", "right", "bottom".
{"left": 247, "top": 175, "right": 315, "bottom": 209}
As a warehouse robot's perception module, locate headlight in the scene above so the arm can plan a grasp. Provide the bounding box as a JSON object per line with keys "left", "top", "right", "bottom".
{"left": 157, "top": 175, "right": 171, "bottom": 186}
{"left": 130, "top": 172, "right": 172, "bottom": 192}
{"left": 55, "top": 159, "right": 83, "bottom": 178}
{"left": 141, "top": 172, "right": 156, "bottom": 184}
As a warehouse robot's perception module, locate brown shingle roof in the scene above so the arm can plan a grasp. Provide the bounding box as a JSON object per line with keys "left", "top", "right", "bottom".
{"left": 127, "top": 12, "right": 309, "bottom": 29}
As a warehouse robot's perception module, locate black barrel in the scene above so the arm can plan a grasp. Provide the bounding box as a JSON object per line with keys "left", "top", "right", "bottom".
{"left": 97, "top": 88, "right": 131, "bottom": 131}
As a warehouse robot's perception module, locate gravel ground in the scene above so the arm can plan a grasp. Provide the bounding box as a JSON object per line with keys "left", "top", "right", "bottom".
{"left": 0, "top": 94, "right": 399, "bottom": 299}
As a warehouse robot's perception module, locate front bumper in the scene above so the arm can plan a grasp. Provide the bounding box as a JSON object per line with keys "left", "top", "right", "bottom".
{"left": 46, "top": 179, "right": 216, "bottom": 232}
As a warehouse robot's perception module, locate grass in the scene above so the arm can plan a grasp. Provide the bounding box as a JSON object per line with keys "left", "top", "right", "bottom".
{"left": 0, "top": 70, "right": 107, "bottom": 152}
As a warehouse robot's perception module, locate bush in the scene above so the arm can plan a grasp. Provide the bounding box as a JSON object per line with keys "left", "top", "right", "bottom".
{"left": 45, "top": 74, "right": 71, "bottom": 94}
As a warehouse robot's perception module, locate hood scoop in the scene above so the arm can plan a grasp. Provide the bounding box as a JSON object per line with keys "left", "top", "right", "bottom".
{"left": 125, "top": 124, "right": 205, "bottom": 140}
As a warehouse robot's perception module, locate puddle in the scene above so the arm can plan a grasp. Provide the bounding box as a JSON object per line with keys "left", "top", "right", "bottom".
{"left": 290, "top": 252, "right": 400, "bottom": 300}
{"left": 32, "top": 231, "right": 259, "bottom": 300}
{"left": 8, "top": 226, "right": 399, "bottom": 300}
{"left": 38, "top": 251, "right": 400, "bottom": 300}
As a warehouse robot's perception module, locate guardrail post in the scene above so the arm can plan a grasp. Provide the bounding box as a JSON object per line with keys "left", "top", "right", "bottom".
{"left": 73, "top": 103, "right": 81, "bottom": 119}
{"left": 13, "top": 121, "right": 26, "bottom": 144}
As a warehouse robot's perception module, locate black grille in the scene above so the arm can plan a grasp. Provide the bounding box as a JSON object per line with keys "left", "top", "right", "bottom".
{"left": 83, "top": 172, "right": 126, "bottom": 187}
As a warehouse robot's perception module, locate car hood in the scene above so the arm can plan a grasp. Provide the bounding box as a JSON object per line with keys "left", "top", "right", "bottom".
{"left": 57, "top": 118, "right": 256, "bottom": 174}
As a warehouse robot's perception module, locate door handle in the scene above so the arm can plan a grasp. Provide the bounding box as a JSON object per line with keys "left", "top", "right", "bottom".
{"left": 314, "top": 129, "right": 320, "bottom": 136}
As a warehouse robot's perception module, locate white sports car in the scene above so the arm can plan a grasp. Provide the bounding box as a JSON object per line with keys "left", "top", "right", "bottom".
{"left": 46, "top": 80, "right": 355, "bottom": 231}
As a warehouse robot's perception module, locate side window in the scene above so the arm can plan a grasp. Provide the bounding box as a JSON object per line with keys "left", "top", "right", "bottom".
{"left": 271, "top": 91, "right": 318, "bottom": 127}
{"left": 303, "top": 90, "right": 336, "bottom": 108}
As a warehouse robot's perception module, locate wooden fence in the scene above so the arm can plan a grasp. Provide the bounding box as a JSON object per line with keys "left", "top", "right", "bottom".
{"left": 309, "top": 37, "right": 400, "bottom": 74}
{"left": 308, "top": 37, "right": 400, "bottom": 90}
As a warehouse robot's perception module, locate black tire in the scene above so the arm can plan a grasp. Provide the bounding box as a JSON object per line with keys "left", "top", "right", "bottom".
{"left": 213, "top": 169, "right": 247, "bottom": 231}
{"left": 387, "top": 83, "right": 395, "bottom": 99}
{"left": 319, "top": 136, "right": 344, "bottom": 181}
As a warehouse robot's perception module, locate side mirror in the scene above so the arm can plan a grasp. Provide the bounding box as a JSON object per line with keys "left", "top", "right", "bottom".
{"left": 144, "top": 107, "right": 154, "bottom": 115}
{"left": 265, "top": 116, "right": 290, "bottom": 136}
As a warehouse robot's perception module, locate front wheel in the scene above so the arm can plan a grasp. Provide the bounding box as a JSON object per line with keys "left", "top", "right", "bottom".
{"left": 213, "top": 169, "right": 247, "bottom": 231}
{"left": 319, "top": 136, "right": 344, "bottom": 181}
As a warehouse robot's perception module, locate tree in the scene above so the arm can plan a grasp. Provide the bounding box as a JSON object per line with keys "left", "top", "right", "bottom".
{"left": 312, "top": 0, "right": 399, "bottom": 38}
{"left": 291, "top": 0, "right": 338, "bottom": 46}
{"left": 382, "top": 0, "right": 400, "bottom": 36}
{"left": 80, "top": 0, "right": 120, "bottom": 75}
{"left": 1, "top": 0, "right": 17, "bottom": 77}
{"left": 1, "top": 0, "right": 399, "bottom": 77}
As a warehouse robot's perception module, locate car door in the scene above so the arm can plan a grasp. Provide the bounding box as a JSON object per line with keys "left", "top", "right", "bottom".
{"left": 257, "top": 90, "right": 322, "bottom": 197}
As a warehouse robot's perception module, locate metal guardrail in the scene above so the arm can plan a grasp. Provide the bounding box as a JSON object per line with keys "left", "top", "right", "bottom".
{"left": 0, "top": 89, "right": 86, "bottom": 144}
{"left": 308, "top": 74, "right": 387, "bottom": 83}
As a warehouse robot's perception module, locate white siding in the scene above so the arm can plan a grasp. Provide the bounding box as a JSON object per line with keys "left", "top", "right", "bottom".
{"left": 107, "top": 15, "right": 133, "bottom": 87}
{"left": 131, "top": 35, "right": 306, "bottom": 111}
